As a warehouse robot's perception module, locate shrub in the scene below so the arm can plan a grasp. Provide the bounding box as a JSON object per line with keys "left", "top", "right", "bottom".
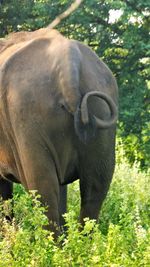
{"left": 0, "top": 162, "right": 149, "bottom": 266}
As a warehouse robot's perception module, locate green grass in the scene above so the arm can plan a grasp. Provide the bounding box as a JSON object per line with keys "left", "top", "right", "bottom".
{"left": 0, "top": 162, "right": 150, "bottom": 266}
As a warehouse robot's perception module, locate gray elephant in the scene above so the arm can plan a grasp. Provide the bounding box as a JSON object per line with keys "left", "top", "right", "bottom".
{"left": 0, "top": 28, "right": 118, "bottom": 237}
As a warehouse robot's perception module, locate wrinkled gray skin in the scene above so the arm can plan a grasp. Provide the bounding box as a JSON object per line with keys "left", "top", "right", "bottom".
{"left": 0, "top": 29, "right": 118, "bottom": 238}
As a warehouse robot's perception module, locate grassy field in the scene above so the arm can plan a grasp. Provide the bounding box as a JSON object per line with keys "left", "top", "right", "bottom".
{"left": 0, "top": 161, "right": 150, "bottom": 266}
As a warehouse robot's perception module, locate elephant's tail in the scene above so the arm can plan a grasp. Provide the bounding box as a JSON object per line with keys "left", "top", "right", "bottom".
{"left": 74, "top": 91, "right": 118, "bottom": 143}
{"left": 57, "top": 40, "right": 118, "bottom": 143}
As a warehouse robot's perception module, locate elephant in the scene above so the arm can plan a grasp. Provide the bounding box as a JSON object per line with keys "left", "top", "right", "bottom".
{"left": 0, "top": 28, "right": 118, "bottom": 238}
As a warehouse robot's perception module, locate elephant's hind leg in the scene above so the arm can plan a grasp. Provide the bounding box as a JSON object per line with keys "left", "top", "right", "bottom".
{"left": 0, "top": 178, "right": 13, "bottom": 200}
{"left": 15, "top": 136, "right": 61, "bottom": 238}
{"left": 0, "top": 178, "right": 13, "bottom": 220}
{"left": 24, "top": 156, "right": 60, "bottom": 238}
{"left": 79, "top": 157, "right": 115, "bottom": 225}
{"left": 59, "top": 185, "right": 67, "bottom": 228}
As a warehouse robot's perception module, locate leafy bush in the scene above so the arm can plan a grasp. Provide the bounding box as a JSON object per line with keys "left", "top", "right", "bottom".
{"left": 0, "top": 162, "right": 149, "bottom": 266}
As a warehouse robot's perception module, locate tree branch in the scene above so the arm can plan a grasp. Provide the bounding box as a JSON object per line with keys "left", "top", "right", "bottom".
{"left": 47, "top": 0, "right": 83, "bottom": 29}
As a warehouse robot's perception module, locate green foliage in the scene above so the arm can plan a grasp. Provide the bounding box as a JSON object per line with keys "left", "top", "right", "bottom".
{"left": 0, "top": 162, "right": 149, "bottom": 266}
{"left": 0, "top": 0, "right": 149, "bottom": 168}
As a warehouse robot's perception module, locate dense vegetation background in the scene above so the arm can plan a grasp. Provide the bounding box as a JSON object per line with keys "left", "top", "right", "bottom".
{"left": 0, "top": 0, "right": 150, "bottom": 169}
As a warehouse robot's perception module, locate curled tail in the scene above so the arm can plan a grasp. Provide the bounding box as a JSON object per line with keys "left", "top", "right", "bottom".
{"left": 74, "top": 91, "right": 118, "bottom": 143}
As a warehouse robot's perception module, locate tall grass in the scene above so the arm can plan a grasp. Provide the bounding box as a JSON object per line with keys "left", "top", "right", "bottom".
{"left": 0, "top": 162, "right": 149, "bottom": 266}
